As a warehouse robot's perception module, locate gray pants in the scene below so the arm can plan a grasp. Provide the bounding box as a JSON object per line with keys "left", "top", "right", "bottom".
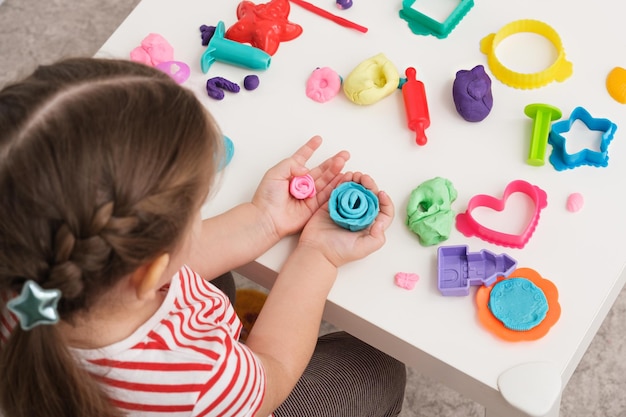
{"left": 212, "top": 273, "right": 407, "bottom": 417}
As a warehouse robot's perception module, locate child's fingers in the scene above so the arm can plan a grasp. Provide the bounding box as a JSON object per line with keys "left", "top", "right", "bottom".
{"left": 291, "top": 135, "right": 323, "bottom": 167}
{"left": 310, "top": 151, "right": 350, "bottom": 183}
{"left": 377, "top": 190, "right": 395, "bottom": 226}
{"left": 368, "top": 218, "right": 384, "bottom": 238}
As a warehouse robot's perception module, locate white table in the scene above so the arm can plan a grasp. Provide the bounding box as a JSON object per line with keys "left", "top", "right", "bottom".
{"left": 98, "top": 1, "right": 626, "bottom": 416}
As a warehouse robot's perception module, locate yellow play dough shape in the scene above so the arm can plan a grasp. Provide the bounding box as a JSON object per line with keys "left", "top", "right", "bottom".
{"left": 343, "top": 53, "right": 400, "bottom": 105}
{"left": 606, "top": 66, "right": 626, "bottom": 104}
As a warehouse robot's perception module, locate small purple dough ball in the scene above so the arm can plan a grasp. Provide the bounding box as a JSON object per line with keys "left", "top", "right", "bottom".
{"left": 452, "top": 65, "right": 493, "bottom": 122}
{"left": 243, "top": 75, "right": 260, "bottom": 91}
{"left": 336, "top": 0, "right": 353, "bottom": 9}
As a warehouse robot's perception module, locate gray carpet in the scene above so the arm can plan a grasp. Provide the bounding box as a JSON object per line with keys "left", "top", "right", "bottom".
{"left": 1, "top": 1, "right": 624, "bottom": 415}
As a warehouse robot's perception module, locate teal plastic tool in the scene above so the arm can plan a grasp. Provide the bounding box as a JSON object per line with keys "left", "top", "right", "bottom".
{"left": 201, "top": 21, "right": 271, "bottom": 73}
{"left": 399, "top": 0, "right": 474, "bottom": 39}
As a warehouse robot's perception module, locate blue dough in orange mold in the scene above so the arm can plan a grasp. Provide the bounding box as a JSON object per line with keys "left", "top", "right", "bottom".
{"left": 488, "top": 278, "right": 548, "bottom": 331}
{"left": 548, "top": 106, "right": 617, "bottom": 171}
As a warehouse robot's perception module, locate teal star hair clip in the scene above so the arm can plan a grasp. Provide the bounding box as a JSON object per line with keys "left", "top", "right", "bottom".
{"left": 7, "top": 280, "right": 61, "bottom": 330}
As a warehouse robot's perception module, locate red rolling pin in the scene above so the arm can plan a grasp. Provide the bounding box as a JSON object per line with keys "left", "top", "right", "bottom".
{"left": 402, "top": 67, "right": 430, "bottom": 146}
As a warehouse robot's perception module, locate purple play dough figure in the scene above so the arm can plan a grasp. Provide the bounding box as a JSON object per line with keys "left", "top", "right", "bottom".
{"left": 452, "top": 65, "right": 493, "bottom": 122}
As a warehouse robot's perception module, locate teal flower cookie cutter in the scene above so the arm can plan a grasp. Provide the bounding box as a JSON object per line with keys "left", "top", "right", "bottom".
{"left": 548, "top": 106, "right": 617, "bottom": 171}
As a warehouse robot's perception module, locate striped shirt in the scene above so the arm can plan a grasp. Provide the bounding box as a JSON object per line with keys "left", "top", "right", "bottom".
{"left": 2, "top": 266, "right": 268, "bottom": 417}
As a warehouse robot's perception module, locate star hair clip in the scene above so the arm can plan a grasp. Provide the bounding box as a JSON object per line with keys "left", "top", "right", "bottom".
{"left": 7, "top": 280, "right": 61, "bottom": 331}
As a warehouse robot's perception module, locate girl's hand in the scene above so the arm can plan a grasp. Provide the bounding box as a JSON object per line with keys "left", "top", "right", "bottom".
{"left": 252, "top": 136, "right": 350, "bottom": 239}
{"left": 298, "top": 172, "right": 395, "bottom": 268}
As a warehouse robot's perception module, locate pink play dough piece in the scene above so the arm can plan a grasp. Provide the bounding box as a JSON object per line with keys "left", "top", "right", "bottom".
{"left": 130, "top": 33, "right": 174, "bottom": 67}
{"left": 394, "top": 272, "right": 420, "bottom": 290}
{"left": 566, "top": 192, "right": 584, "bottom": 212}
{"left": 306, "top": 67, "right": 342, "bottom": 103}
{"left": 289, "top": 174, "right": 316, "bottom": 199}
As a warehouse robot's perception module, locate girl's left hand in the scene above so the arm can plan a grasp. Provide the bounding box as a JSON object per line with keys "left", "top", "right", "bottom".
{"left": 252, "top": 135, "right": 350, "bottom": 239}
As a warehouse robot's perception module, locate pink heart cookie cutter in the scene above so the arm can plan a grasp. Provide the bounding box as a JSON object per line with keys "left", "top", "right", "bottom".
{"left": 455, "top": 180, "right": 548, "bottom": 249}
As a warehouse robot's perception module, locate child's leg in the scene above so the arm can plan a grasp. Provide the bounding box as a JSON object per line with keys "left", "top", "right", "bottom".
{"left": 274, "top": 331, "right": 406, "bottom": 417}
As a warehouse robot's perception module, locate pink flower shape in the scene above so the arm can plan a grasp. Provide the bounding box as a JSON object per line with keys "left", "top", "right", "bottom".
{"left": 306, "top": 67, "right": 342, "bottom": 103}
{"left": 289, "top": 174, "right": 316, "bottom": 199}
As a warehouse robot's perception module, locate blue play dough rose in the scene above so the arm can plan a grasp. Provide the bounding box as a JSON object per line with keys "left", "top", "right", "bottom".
{"left": 329, "top": 182, "right": 379, "bottom": 231}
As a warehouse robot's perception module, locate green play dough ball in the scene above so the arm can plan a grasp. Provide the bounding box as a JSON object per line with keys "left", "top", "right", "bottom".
{"left": 406, "top": 177, "right": 457, "bottom": 246}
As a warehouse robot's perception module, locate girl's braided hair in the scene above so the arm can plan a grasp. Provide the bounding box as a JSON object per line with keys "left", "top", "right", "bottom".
{"left": 0, "top": 57, "right": 222, "bottom": 417}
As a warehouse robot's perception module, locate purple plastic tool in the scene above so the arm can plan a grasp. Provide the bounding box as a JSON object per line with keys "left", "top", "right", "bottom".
{"left": 437, "top": 245, "right": 517, "bottom": 296}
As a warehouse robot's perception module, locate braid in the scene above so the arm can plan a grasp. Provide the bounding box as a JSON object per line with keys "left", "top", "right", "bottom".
{"left": 0, "top": 57, "right": 222, "bottom": 417}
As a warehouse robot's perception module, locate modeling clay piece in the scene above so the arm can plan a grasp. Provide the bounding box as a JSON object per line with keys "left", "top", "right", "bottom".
{"left": 225, "top": 0, "right": 303, "bottom": 56}
{"left": 453, "top": 65, "right": 493, "bottom": 122}
{"left": 329, "top": 181, "right": 379, "bottom": 231}
{"left": 289, "top": 174, "right": 316, "bottom": 199}
{"left": 336, "top": 0, "right": 353, "bottom": 9}
{"left": 394, "top": 272, "right": 419, "bottom": 290}
{"left": 480, "top": 19, "right": 573, "bottom": 90}
{"left": 406, "top": 177, "right": 457, "bottom": 246}
{"left": 243, "top": 75, "right": 260, "bottom": 90}
{"left": 401, "top": 67, "right": 430, "bottom": 145}
{"left": 7, "top": 280, "right": 62, "bottom": 330}
{"left": 489, "top": 278, "right": 549, "bottom": 331}
{"left": 343, "top": 53, "right": 400, "bottom": 105}
{"left": 548, "top": 106, "right": 617, "bottom": 171}
{"left": 290, "top": 0, "right": 367, "bottom": 33}
{"left": 525, "top": 103, "right": 562, "bottom": 166}
{"left": 306, "top": 67, "right": 342, "bottom": 103}
{"left": 206, "top": 77, "right": 241, "bottom": 100}
{"left": 201, "top": 21, "right": 271, "bottom": 73}
{"left": 455, "top": 180, "right": 548, "bottom": 249}
{"left": 130, "top": 33, "right": 174, "bottom": 67}
{"left": 606, "top": 67, "right": 626, "bottom": 104}
{"left": 566, "top": 192, "right": 584, "bottom": 212}
{"left": 437, "top": 245, "right": 517, "bottom": 296}
{"left": 200, "top": 25, "right": 216, "bottom": 46}
{"left": 155, "top": 61, "right": 190, "bottom": 84}
{"left": 399, "top": 0, "right": 474, "bottom": 39}
{"left": 476, "top": 268, "right": 561, "bottom": 341}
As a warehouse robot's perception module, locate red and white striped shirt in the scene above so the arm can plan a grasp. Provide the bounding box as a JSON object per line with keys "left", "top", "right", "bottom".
{"left": 2, "top": 266, "right": 267, "bottom": 417}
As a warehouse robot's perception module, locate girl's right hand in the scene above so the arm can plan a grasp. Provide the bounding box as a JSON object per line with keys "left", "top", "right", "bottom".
{"left": 298, "top": 172, "right": 394, "bottom": 268}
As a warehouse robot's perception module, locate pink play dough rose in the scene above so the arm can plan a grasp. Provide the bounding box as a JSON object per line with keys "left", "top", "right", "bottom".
{"left": 289, "top": 174, "right": 316, "bottom": 199}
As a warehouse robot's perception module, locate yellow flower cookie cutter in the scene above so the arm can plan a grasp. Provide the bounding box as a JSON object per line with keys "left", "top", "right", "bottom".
{"left": 480, "top": 19, "right": 573, "bottom": 90}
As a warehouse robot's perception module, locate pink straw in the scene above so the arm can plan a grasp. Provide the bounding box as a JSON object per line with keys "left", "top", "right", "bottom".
{"left": 289, "top": 0, "right": 368, "bottom": 33}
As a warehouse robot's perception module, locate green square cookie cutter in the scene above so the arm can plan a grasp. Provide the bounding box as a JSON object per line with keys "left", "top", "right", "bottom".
{"left": 399, "top": 0, "right": 474, "bottom": 39}
{"left": 480, "top": 19, "right": 573, "bottom": 89}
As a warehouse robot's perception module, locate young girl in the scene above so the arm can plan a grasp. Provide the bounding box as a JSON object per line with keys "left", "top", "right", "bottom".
{"left": 0, "top": 58, "right": 405, "bottom": 417}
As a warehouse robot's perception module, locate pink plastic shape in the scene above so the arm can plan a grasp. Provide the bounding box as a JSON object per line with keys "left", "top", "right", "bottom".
{"left": 155, "top": 61, "right": 190, "bottom": 84}
{"left": 289, "top": 174, "right": 316, "bottom": 199}
{"left": 455, "top": 180, "right": 548, "bottom": 249}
